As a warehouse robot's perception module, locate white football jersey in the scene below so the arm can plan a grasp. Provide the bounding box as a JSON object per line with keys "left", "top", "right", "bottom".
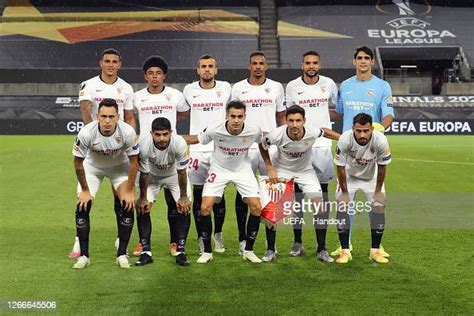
{"left": 231, "top": 78, "right": 285, "bottom": 135}
{"left": 134, "top": 87, "right": 189, "bottom": 139}
{"left": 198, "top": 121, "right": 262, "bottom": 171}
{"left": 139, "top": 133, "right": 189, "bottom": 178}
{"left": 79, "top": 76, "right": 134, "bottom": 120}
{"left": 263, "top": 125, "right": 321, "bottom": 172}
{"left": 183, "top": 80, "right": 231, "bottom": 152}
{"left": 72, "top": 120, "right": 138, "bottom": 169}
{"left": 334, "top": 130, "right": 391, "bottom": 180}
{"left": 285, "top": 75, "right": 338, "bottom": 147}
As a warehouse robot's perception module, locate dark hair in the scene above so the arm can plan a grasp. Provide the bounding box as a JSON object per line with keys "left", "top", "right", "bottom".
{"left": 249, "top": 51, "right": 266, "bottom": 62}
{"left": 98, "top": 98, "right": 118, "bottom": 112}
{"left": 353, "top": 113, "right": 373, "bottom": 126}
{"left": 198, "top": 54, "right": 217, "bottom": 67}
{"left": 302, "top": 51, "right": 320, "bottom": 59}
{"left": 151, "top": 117, "right": 172, "bottom": 131}
{"left": 101, "top": 48, "right": 121, "bottom": 61}
{"left": 226, "top": 100, "right": 246, "bottom": 113}
{"left": 143, "top": 55, "right": 168, "bottom": 74}
{"left": 354, "top": 46, "right": 374, "bottom": 60}
{"left": 286, "top": 105, "right": 305, "bottom": 118}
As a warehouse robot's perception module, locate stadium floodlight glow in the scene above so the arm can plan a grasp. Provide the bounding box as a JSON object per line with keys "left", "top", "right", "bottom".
{"left": 400, "top": 65, "right": 417, "bottom": 68}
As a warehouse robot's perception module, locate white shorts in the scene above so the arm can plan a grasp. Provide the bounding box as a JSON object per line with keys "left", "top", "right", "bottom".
{"left": 202, "top": 163, "right": 260, "bottom": 200}
{"left": 278, "top": 168, "right": 322, "bottom": 199}
{"left": 335, "top": 174, "right": 386, "bottom": 202}
{"left": 249, "top": 146, "right": 277, "bottom": 176}
{"left": 311, "top": 146, "right": 334, "bottom": 184}
{"left": 188, "top": 151, "right": 212, "bottom": 185}
{"left": 77, "top": 161, "right": 129, "bottom": 198}
{"left": 147, "top": 173, "right": 192, "bottom": 203}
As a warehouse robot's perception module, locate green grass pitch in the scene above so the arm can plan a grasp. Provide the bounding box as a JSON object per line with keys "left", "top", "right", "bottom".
{"left": 0, "top": 135, "right": 473, "bottom": 314}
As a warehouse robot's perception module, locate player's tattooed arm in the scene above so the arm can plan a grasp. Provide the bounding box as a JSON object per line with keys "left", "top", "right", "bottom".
{"left": 177, "top": 169, "right": 191, "bottom": 214}
{"left": 124, "top": 110, "right": 137, "bottom": 132}
{"left": 381, "top": 115, "right": 394, "bottom": 130}
{"left": 120, "top": 155, "right": 139, "bottom": 211}
{"left": 137, "top": 170, "right": 150, "bottom": 214}
{"left": 321, "top": 127, "right": 340, "bottom": 140}
{"left": 182, "top": 135, "right": 199, "bottom": 145}
{"left": 74, "top": 156, "right": 92, "bottom": 211}
{"left": 258, "top": 143, "right": 278, "bottom": 183}
{"left": 80, "top": 100, "right": 93, "bottom": 124}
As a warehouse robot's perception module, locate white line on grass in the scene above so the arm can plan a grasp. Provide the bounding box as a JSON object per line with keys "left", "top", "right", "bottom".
{"left": 393, "top": 158, "right": 474, "bottom": 166}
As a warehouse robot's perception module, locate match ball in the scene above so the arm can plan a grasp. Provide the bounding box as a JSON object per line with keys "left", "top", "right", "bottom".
{"left": 372, "top": 122, "right": 385, "bottom": 133}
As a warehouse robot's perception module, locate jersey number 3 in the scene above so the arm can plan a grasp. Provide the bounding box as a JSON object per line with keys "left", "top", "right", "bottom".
{"left": 206, "top": 173, "right": 216, "bottom": 183}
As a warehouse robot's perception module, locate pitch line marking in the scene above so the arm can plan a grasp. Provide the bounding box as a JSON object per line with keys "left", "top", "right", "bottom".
{"left": 393, "top": 158, "right": 474, "bottom": 166}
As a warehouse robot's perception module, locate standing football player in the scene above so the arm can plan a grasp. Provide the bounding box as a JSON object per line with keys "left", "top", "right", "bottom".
{"left": 259, "top": 105, "right": 340, "bottom": 262}
{"left": 134, "top": 55, "right": 189, "bottom": 138}
{"left": 183, "top": 55, "right": 231, "bottom": 254}
{"left": 231, "top": 51, "right": 286, "bottom": 254}
{"left": 285, "top": 51, "right": 338, "bottom": 257}
{"left": 183, "top": 101, "right": 266, "bottom": 264}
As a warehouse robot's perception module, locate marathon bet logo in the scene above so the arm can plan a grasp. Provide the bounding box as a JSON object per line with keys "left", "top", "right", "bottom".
{"left": 368, "top": 17, "right": 455, "bottom": 45}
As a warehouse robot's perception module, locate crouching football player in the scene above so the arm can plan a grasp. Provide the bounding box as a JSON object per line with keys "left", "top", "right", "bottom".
{"left": 72, "top": 98, "right": 139, "bottom": 269}
{"left": 135, "top": 117, "right": 192, "bottom": 266}
{"left": 334, "top": 113, "right": 391, "bottom": 264}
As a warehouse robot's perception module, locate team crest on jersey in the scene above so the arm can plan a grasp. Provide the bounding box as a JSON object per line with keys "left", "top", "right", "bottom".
{"left": 370, "top": 147, "right": 376, "bottom": 153}
{"left": 367, "top": 89, "right": 374, "bottom": 97}
{"left": 265, "top": 87, "right": 271, "bottom": 94}
{"left": 166, "top": 94, "right": 172, "bottom": 102}
{"left": 115, "top": 136, "right": 122, "bottom": 144}
{"left": 117, "top": 87, "right": 122, "bottom": 94}
{"left": 216, "top": 91, "right": 222, "bottom": 98}
{"left": 320, "top": 86, "right": 326, "bottom": 94}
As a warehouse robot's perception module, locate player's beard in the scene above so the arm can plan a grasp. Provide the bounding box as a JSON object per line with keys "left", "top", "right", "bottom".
{"left": 201, "top": 76, "right": 214, "bottom": 83}
{"left": 355, "top": 135, "right": 369, "bottom": 145}
{"left": 155, "top": 140, "right": 170, "bottom": 150}
{"left": 304, "top": 70, "right": 319, "bottom": 78}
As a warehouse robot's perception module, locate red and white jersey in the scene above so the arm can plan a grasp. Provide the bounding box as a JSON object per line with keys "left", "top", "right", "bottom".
{"left": 198, "top": 121, "right": 262, "bottom": 171}
{"left": 79, "top": 76, "right": 134, "bottom": 120}
{"left": 72, "top": 120, "right": 138, "bottom": 169}
{"left": 139, "top": 133, "right": 189, "bottom": 178}
{"left": 285, "top": 75, "right": 338, "bottom": 147}
{"left": 134, "top": 87, "right": 189, "bottom": 139}
{"left": 183, "top": 80, "right": 231, "bottom": 152}
{"left": 334, "top": 130, "right": 391, "bottom": 180}
{"left": 262, "top": 125, "right": 322, "bottom": 173}
{"left": 231, "top": 78, "right": 285, "bottom": 135}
